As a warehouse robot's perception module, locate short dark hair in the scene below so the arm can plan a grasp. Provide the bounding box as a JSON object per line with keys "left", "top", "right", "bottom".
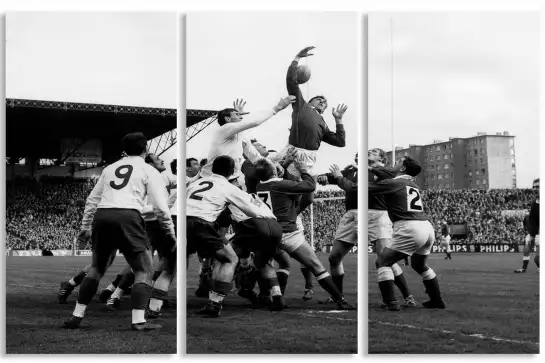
{"left": 217, "top": 108, "right": 237, "bottom": 126}
{"left": 122, "top": 132, "right": 147, "bottom": 156}
{"left": 200, "top": 158, "right": 208, "bottom": 167}
{"left": 170, "top": 159, "right": 177, "bottom": 175}
{"left": 402, "top": 156, "right": 422, "bottom": 177}
{"left": 144, "top": 153, "right": 154, "bottom": 164}
{"left": 255, "top": 159, "right": 275, "bottom": 182}
{"left": 212, "top": 155, "right": 235, "bottom": 178}
{"left": 308, "top": 95, "right": 327, "bottom": 104}
{"left": 186, "top": 158, "right": 198, "bottom": 168}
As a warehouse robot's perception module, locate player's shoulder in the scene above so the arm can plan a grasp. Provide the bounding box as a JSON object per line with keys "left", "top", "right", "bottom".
{"left": 369, "top": 165, "right": 396, "bottom": 181}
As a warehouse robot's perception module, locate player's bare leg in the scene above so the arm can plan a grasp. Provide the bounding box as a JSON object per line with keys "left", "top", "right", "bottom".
{"left": 274, "top": 249, "right": 291, "bottom": 296}
{"left": 106, "top": 270, "right": 135, "bottom": 311}
{"left": 147, "top": 252, "right": 176, "bottom": 319}
{"left": 58, "top": 263, "right": 92, "bottom": 304}
{"left": 515, "top": 237, "right": 534, "bottom": 273}
{"left": 319, "top": 239, "right": 352, "bottom": 305}
{"left": 288, "top": 243, "right": 355, "bottom": 310}
{"left": 63, "top": 248, "right": 117, "bottom": 329}
{"left": 98, "top": 264, "right": 132, "bottom": 303}
{"left": 410, "top": 253, "right": 445, "bottom": 309}
{"left": 375, "top": 238, "right": 415, "bottom": 307}
{"left": 198, "top": 243, "right": 239, "bottom": 317}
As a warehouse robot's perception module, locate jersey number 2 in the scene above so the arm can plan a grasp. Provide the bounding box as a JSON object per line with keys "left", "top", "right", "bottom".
{"left": 189, "top": 181, "right": 214, "bottom": 201}
{"left": 406, "top": 186, "right": 423, "bottom": 212}
{"left": 110, "top": 165, "right": 133, "bottom": 190}
{"left": 257, "top": 191, "right": 272, "bottom": 210}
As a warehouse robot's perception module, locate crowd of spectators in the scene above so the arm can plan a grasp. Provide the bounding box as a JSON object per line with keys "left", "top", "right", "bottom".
{"left": 6, "top": 175, "right": 535, "bottom": 251}
{"left": 6, "top": 176, "right": 96, "bottom": 250}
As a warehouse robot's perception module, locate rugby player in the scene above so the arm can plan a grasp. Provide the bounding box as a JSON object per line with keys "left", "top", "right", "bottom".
{"left": 370, "top": 156, "right": 445, "bottom": 311}
{"left": 186, "top": 155, "right": 277, "bottom": 317}
{"left": 516, "top": 178, "right": 540, "bottom": 272}
{"left": 63, "top": 132, "right": 176, "bottom": 331}
{"left": 255, "top": 158, "right": 355, "bottom": 310}
{"left": 439, "top": 220, "right": 452, "bottom": 260}
{"left": 367, "top": 149, "right": 415, "bottom": 308}
{"left": 316, "top": 153, "right": 358, "bottom": 303}
{"left": 273, "top": 46, "right": 347, "bottom": 216}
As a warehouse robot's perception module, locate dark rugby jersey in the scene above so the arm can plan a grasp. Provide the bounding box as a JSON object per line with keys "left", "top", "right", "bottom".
{"left": 441, "top": 224, "right": 450, "bottom": 237}
{"left": 368, "top": 175, "right": 429, "bottom": 223}
{"left": 286, "top": 61, "right": 345, "bottom": 150}
{"left": 523, "top": 215, "right": 530, "bottom": 233}
{"left": 368, "top": 165, "right": 396, "bottom": 210}
{"left": 528, "top": 198, "right": 540, "bottom": 237}
{"left": 256, "top": 170, "right": 316, "bottom": 233}
{"left": 241, "top": 159, "right": 259, "bottom": 194}
{"left": 324, "top": 164, "right": 358, "bottom": 210}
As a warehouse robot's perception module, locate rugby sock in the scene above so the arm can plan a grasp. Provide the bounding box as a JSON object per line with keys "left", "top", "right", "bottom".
{"left": 111, "top": 273, "right": 124, "bottom": 288}
{"left": 301, "top": 267, "right": 314, "bottom": 289}
{"left": 522, "top": 256, "right": 530, "bottom": 270}
{"left": 535, "top": 255, "right": 540, "bottom": 268}
{"left": 266, "top": 277, "right": 282, "bottom": 296}
{"left": 149, "top": 289, "right": 168, "bottom": 312}
{"left": 421, "top": 268, "right": 442, "bottom": 301}
{"left": 105, "top": 283, "right": 117, "bottom": 292}
{"left": 391, "top": 263, "right": 410, "bottom": 299}
{"left": 315, "top": 271, "right": 343, "bottom": 301}
{"left": 131, "top": 282, "right": 152, "bottom": 323}
{"left": 77, "top": 277, "right": 100, "bottom": 305}
{"left": 276, "top": 269, "right": 290, "bottom": 295}
{"left": 116, "top": 271, "right": 135, "bottom": 296}
{"left": 257, "top": 275, "right": 270, "bottom": 297}
{"left": 209, "top": 281, "right": 232, "bottom": 304}
{"left": 111, "top": 287, "right": 124, "bottom": 300}
{"left": 70, "top": 270, "right": 87, "bottom": 287}
{"left": 330, "top": 262, "right": 345, "bottom": 295}
{"left": 446, "top": 252, "right": 452, "bottom": 259}
{"left": 377, "top": 267, "right": 396, "bottom": 304}
{"left": 73, "top": 302, "right": 87, "bottom": 318}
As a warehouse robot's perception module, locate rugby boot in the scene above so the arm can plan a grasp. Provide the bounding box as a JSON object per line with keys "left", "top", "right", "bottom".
{"left": 336, "top": 299, "right": 356, "bottom": 310}
{"left": 403, "top": 295, "right": 417, "bottom": 307}
{"left": 145, "top": 307, "right": 162, "bottom": 320}
{"left": 131, "top": 321, "right": 162, "bottom": 331}
{"left": 238, "top": 288, "right": 260, "bottom": 308}
{"left": 98, "top": 288, "right": 114, "bottom": 303}
{"left": 63, "top": 315, "right": 83, "bottom": 329}
{"left": 258, "top": 294, "right": 272, "bottom": 307}
{"left": 422, "top": 299, "right": 446, "bottom": 309}
{"left": 318, "top": 297, "right": 336, "bottom": 305}
{"left": 57, "top": 281, "right": 74, "bottom": 304}
{"left": 302, "top": 288, "right": 314, "bottom": 301}
{"left": 196, "top": 301, "right": 222, "bottom": 317}
{"left": 380, "top": 301, "right": 400, "bottom": 311}
{"left": 514, "top": 268, "right": 527, "bottom": 273}
{"left": 106, "top": 297, "right": 121, "bottom": 311}
{"left": 270, "top": 295, "right": 287, "bottom": 311}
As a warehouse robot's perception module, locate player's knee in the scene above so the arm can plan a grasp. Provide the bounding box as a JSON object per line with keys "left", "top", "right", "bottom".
{"left": 410, "top": 259, "right": 426, "bottom": 274}
{"left": 328, "top": 252, "right": 342, "bottom": 266}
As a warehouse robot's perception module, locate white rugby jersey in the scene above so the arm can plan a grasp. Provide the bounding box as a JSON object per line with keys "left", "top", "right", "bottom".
{"left": 199, "top": 109, "right": 275, "bottom": 180}
{"left": 81, "top": 156, "right": 174, "bottom": 237}
{"left": 142, "top": 172, "right": 169, "bottom": 222}
{"left": 229, "top": 193, "right": 276, "bottom": 223}
{"left": 168, "top": 189, "right": 178, "bottom": 216}
{"left": 186, "top": 174, "right": 273, "bottom": 223}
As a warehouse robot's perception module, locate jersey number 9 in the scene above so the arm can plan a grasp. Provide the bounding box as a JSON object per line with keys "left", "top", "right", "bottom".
{"left": 110, "top": 165, "right": 134, "bottom": 190}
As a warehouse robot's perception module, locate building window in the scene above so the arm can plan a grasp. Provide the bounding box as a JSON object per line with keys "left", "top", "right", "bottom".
{"left": 438, "top": 174, "right": 443, "bottom": 180}
{"left": 444, "top": 164, "right": 449, "bottom": 169}
{"left": 451, "top": 172, "right": 454, "bottom": 177}
{"left": 474, "top": 150, "right": 478, "bottom": 155}
{"left": 476, "top": 170, "right": 480, "bottom": 175}
{"left": 436, "top": 146, "right": 440, "bottom": 151}
{"left": 469, "top": 171, "right": 472, "bottom": 176}
{"left": 445, "top": 184, "right": 449, "bottom": 188}
{"left": 476, "top": 180, "right": 480, "bottom": 185}
{"left": 436, "top": 155, "right": 440, "bottom": 160}
{"left": 480, "top": 148, "right": 485, "bottom": 154}
{"left": 469, "top": 160, "right": 473, "bottom": 165}
{"left": 443, "top": 155, "right": 448, "bottom": 160}
{"left": 480, "top": 158, "right": 484, "bottom": 164}
{"left": 451, "top": 153, "right": 454, "bottom": 159}
{"left": 432, "top": 175, "right": 436, "bottom": 180}
{"left": 404, "top": 151, "right": 408, "bottom": 156}
{"left": 483, "top": 179, "right": 487, "bottom": 184}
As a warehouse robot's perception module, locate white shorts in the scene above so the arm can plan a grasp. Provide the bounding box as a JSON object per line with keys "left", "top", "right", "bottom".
{"left": 296, "top": 215, "right": 304, "bottom": 232}
{"left": 439, "top": 235, "right": 451, "bottom": 250}
{"left": 273, "top": 144, "right": 317, "bottom": 178}
{"left": 280, "top": 230, "right": 306, "bottom": 253}
{"left": 526, "top": 234, "right": 540, "bottom": 247}
{"left": 390, "top": 220, "right": 435, "bottom": 256}
{"left": 335, "top": 209, "right": 358, "bottom": 245}
{"left": 368, "top": 210, "right": 393, "bottom": 242}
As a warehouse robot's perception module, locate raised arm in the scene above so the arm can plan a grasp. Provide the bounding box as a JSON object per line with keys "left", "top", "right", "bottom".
{"left": 329, "top": 164, "right": 357, "bottom": 192}
{"left": 222, "top": 97, "right": 295, "bottom": 139}
{"left": 287, "top": 46, "right": 315, "bottom": 110}
{"left": 322, "top": 104, "right": 348, "bottom": 147}
{"left": 147, "top": 168, "right": 176, "bottom": 240}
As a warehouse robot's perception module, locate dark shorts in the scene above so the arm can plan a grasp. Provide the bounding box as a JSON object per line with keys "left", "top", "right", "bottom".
{"left": 147, "top": 219, "right": 177, "bottom": 273}
{"left": 92, "top": 209, "right": 150, "bottom": 258}
{"left": 187, "top": 216, "right": 226, "bottom": 258}
{"left": 232, "top": 218, "right": 282, "bottom": 265}
{"left": 217, "top": 208, "right": 232, "bottom": 229}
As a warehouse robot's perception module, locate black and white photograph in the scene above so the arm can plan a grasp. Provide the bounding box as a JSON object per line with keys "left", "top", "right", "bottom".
{"left": 185, "top": 12, "right": 359, "bottom": 353}
{"left": 5, "top": 12, "right": 178, "bottom": 353}
{"left": 367, "top": 12, "right": 540, "bottom": 353}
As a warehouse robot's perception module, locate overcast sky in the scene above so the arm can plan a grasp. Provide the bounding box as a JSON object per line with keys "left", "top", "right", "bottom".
{"left": 186, "top": 12, "right": 359, "bottom": 178}
{"left": 368, "top": 12, "right": 539, "bottom": 188}
{"left": 6, "top": 12, "right": 178, "bottom": 167}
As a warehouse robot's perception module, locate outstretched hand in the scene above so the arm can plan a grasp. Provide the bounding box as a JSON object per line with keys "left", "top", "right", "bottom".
{"left": 77, "top": 230, "right": 91, "bottom": 245}
{"left": 295, "top": 46, "right": 315, "bottom": 59}
{"left": 274, "top": 95, "right": 296, "bottom": 112}
{"left": 332, "top": 104, "right": 348, "bottom": 119}
{"left": 329, "top": 164, "right": 343, "bottom": 179}
{"left": 233, "top": 98, "right": 250, "bottom": 115}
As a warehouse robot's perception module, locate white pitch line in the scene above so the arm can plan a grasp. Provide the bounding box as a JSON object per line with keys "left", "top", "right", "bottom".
{"left": 300, "top": 312, "right": 357, "bottom": 322}
{"left": 369, "top": 320, "right": 539, "bottom": 346}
